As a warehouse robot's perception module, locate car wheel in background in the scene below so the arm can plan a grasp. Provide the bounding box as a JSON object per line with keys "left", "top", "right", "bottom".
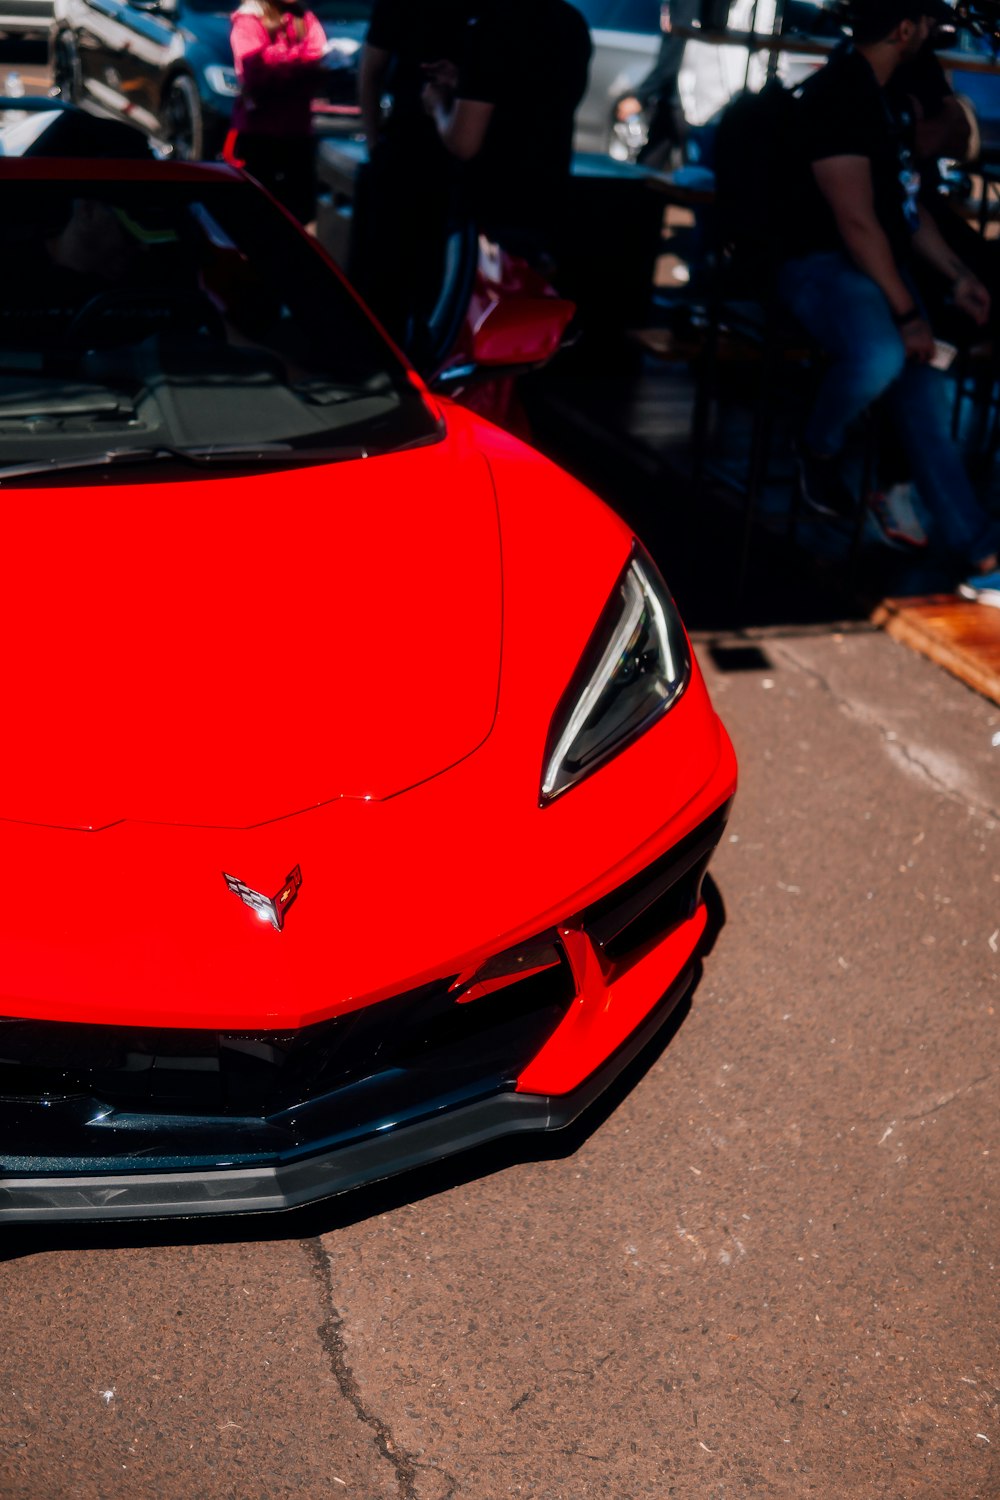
{"left": 161, "top": 73, "right": 204, "bottom": 160}
{"left": 51, "top": 31, "right": 82, "bottom": 104}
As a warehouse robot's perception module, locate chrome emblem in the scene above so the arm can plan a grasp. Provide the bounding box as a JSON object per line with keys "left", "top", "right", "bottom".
{"left": 223, "top": 865, "right": 302, "bottom": 931}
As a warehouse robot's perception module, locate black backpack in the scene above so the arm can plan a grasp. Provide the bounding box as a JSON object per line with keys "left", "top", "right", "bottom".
{"left": 713, "top": 81, "right": 802, "bottom": 273}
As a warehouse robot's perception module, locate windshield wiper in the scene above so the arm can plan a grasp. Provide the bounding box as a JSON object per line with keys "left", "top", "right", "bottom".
{"left": 0, "top": 429, "right": 442, "bottom": 482}
{"left": 0, "top": 443, "right": 297, "bottom": 481}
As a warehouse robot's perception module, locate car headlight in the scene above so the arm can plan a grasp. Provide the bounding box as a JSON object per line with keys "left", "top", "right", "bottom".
{"left": 540, "top": 544, "right": 690, "bottom": 803}
{"left": 204, "top": 65, "right": 239, "bottom": 97}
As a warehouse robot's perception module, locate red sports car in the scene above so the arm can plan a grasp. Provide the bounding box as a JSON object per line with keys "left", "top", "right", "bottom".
{"left": 0, "top": 155, "right": 736, "bottom": 1223}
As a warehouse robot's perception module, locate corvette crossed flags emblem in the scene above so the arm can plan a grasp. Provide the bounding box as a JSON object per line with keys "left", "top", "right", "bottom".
{"left": 223, "top": 866, "right": 302, "bottom": 931}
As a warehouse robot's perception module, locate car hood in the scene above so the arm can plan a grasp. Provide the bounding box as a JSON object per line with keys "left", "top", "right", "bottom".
{"left": 2, "top": 435, "right": 502, "bottom": 829}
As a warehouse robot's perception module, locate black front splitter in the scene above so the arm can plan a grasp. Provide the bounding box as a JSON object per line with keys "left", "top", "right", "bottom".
{"left": 0, "top": 964, "right": 695, "bottom": 1224}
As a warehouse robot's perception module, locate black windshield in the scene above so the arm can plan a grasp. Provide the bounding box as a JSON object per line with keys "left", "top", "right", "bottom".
{"left": 0, "top": 176, "right": 438, "bottom": 473}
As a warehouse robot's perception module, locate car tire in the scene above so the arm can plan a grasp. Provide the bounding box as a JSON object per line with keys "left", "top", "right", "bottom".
{"left": 161, "top": 74, "right": 204, "bottom": 160}
{"left": 52, "top": 31, "right": 82, "bottom": 104}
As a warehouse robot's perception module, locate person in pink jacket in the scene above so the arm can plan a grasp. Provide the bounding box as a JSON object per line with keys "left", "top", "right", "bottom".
{"left": 227, "top": 0, "right": 326, "bottom": 223}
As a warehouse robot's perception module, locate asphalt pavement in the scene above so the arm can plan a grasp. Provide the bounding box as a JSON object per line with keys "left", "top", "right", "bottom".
{"left": 3, "top": 618, "right": 997, "bottom": 1500}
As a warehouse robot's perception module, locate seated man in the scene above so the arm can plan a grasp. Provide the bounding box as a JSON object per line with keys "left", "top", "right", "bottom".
{"left": 777, "top": 0, "right": 1000, "bottom": 607}
{"left": 19, "top": 197, "right": 139, "bottom": 292}
{"left": 0, "top": 196, "right": 147, "bottom": 352}
{"left": 892, "top": 36, "right": 1000, "bottom": 341}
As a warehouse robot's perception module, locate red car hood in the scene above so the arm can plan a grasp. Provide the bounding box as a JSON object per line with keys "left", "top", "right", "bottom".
{"left": 2, "top": 434, "right": 502, "bottom": 829}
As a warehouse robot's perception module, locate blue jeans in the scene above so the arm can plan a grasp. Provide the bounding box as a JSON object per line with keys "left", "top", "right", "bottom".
{"left": 777, "top": 250, "right": 998, "bottom": 568}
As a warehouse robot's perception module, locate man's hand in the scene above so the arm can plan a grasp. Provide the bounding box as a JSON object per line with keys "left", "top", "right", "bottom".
{"left": 953, "top": 270, "right": 990, "bottom": 326}
{"left": 421, "top": 79, "right": 447, "bottom": 117}
{"left": 899, "top": 314, "right": 936, "bottom": 362}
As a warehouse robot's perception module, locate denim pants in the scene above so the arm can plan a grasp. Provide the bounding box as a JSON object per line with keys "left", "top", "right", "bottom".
{"left": 777, "top": 249, "right": 998, "bottom": 568}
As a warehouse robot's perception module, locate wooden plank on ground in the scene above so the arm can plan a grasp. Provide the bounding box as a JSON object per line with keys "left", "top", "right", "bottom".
{"left": 872, "top": 594, "right": 1000, "bottom": 706}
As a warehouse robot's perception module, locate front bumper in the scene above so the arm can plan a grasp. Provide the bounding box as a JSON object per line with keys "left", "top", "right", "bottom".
{"left": 1, "top": 799, "right": 731, "bottom": 1223}
{"left": 0, "top": 963, "right": 694, "bottom": 1224}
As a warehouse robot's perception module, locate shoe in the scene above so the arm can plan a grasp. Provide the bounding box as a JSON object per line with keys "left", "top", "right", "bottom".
{"left": 958, "top": 568, "right": 1000, "bottom": 608}
{"left": 867, "top": 483, "right": 929, "bottom": 550}
{"left": 796, "top": 448, "right": 857, "bottom": 521}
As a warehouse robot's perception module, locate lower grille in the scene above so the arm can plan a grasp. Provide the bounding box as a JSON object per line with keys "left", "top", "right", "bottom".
{"left": 0, "top": 937, "right": 575, "bottom": 1124}
{"left": 1, "top": 808, "right": 730, "bottom": 1174}
{"left": 581, "top": 801, "right": 731, "bottom": 971}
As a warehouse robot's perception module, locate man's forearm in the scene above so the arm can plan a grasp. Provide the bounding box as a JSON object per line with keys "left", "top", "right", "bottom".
{"left": 813, "top": 157, "right": 921, "bottom": 318}
{"left": 837, "top": 216, "right": 917, "bottom": 317}
{"left": 912, "top": 206, "right": 990, "bottom": 325}
{"left": 912, "top": 205, "right": 968, "bottom": 283}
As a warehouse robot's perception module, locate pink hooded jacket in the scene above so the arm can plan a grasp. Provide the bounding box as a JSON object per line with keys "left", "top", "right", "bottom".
{"left": 230, "top": 6, "right": 326, "bottom": 137}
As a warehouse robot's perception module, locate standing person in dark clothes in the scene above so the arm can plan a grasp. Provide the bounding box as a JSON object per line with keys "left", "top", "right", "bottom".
{"left": 421, "top": 0, "right": 592, "bottom": 270}
{"left": 352, "top": 0, "right": 475, "bottom": 350}
{"left": 615, "top": 0, "right": 699, "bottom": 169}
{"left": 775, "top": 0, "right": 1000, "bottom": 604}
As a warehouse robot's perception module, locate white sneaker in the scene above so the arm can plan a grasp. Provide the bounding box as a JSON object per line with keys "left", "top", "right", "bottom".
{"left": 958, "top": 568, "right": 1000, "bottom": 608}
{"left": 867, "top": 483, "right": 928, "bottom": 550}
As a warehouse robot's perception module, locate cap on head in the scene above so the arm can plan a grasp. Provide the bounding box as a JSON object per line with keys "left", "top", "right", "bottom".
{"left": 848, "top": 0, "right": 952, "bottom": 43}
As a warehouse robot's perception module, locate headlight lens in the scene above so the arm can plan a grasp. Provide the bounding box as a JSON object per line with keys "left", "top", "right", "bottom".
{"left": 204, "top": 65, "right": 239, "bottom": 97}
{"left": 540, "top": 545, "right": 690, "bottom": 803}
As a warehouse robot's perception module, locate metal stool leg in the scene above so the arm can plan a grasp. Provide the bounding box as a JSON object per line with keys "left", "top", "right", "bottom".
{"left": 691, "top": 257, "right": 722, "bottom": 495}
{"left": 735, "top": 342, "right": 778, "bottom": 610}
{"left": 846, "top": 411, "right": 875, "bottom": 587}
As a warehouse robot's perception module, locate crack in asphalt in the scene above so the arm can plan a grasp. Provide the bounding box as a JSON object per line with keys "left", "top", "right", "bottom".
{"left": 896, "top": 1072, "right": 994, "bottom": 1124}
{"left": 768, "top": 641, "right": 1000, "bottom": 823}
{"left": 303, "top": 1237, "right": 458, "bottom": 1500}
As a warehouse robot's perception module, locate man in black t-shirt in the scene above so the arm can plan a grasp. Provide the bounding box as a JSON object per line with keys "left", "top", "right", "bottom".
{"left": 422, "top": 0, "right": 592, "bottom": 267}
{"left": 351, "top": 1, "right": 477, "bottom": 351}
{"left": 788, "top": 39, "right": 922, "bottom": 268}
{"left": 776, "top": 0, "right": 1000, "bottom": 600}
{"left": 359, "top": 0, "right": 475, "bottom": 151}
